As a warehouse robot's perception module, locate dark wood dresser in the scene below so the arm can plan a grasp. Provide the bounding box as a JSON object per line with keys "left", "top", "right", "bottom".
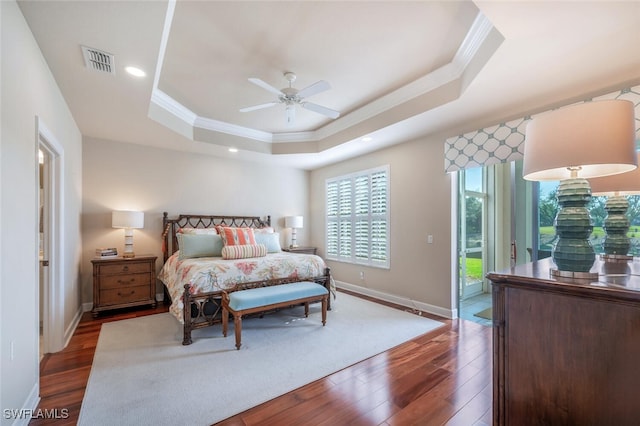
{"left": 91, "top": 255, "right": 157, "bottom": 317}
{"left": 487, "top": 258, "right": 640, "bottom": 425}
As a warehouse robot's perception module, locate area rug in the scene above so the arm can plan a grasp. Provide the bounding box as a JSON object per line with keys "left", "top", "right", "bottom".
{"left": 474, "top": 307, "right": 493, "bottom": 320}
{"left": 78, "top": 293, "right": 443, "bottom": 426}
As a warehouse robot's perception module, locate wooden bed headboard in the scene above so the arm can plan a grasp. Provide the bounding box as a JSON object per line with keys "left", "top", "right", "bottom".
{"left": 161, "top": 212, "right": 271, "bottom": 262}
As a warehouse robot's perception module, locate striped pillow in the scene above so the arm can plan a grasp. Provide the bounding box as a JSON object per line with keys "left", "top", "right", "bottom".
{"left": 216, "top": 226, "right": 257, "bottom": 246}
{"left": 221, "top": 244, "right": 267, "bottom": 260}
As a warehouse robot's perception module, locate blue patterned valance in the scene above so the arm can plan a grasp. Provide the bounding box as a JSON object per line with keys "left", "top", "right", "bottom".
{"left": 444, "top": 85, "right": 640, "bottom": 173}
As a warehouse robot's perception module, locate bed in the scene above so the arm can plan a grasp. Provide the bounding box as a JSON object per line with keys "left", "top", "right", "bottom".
{"left": 158, "top": 212, "right": 332, "bottom": 345}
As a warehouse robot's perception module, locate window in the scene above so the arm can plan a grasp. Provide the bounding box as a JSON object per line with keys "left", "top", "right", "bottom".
{"left": 326, "top": 166, "right": 389, "bottom": 268}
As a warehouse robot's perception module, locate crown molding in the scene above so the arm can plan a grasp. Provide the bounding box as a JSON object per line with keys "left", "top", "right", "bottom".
{"left": 148, "top": 10, "right": 496, "bottom": 154}
{"left": 151, "top": 89, "right": 197, "bottom": 125}
{"left": 194, "top": 116, "right": 273, "bottom": 142}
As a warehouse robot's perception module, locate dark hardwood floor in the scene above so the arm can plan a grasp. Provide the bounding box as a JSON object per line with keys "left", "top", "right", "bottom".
{"left": 31, "top": 291, "right": 492, "bottom": 425}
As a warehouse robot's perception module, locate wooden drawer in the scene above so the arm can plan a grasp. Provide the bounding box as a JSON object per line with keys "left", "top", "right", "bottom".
{"left": 99, "top": 261, "right": 151, "bottom": 275}
{"left": 100, "top": 285, "right": 151, "bottom": 305}
{"left": 100, "top": 273, "right": 152, "bottom": 290}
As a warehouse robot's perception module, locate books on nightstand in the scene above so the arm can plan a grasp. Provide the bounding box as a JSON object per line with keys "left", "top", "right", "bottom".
{"left": 95, "top": 248, "right": 118, "bottom": 258}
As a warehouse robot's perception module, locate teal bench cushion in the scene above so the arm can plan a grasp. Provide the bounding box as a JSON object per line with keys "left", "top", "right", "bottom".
{"left": 228, "top": 281, "right": 328, "bottom": 311}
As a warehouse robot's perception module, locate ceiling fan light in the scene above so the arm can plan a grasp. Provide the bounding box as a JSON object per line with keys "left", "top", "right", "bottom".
{"left": 285, "top": 104, "right": 295, "bottom": 125}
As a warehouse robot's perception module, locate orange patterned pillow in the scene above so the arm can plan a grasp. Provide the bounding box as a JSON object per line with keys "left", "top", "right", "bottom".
{"left": 215, "top": 226, "right": 256, "bottom": 246}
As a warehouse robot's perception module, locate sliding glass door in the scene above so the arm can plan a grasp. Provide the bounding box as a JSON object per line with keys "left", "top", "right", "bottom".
{"left": 459, "top": 167, "right": 486, "bottom": 300}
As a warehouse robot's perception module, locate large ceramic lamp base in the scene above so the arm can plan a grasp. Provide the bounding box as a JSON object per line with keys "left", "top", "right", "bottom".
{"left": 551, "top": 178, "right": 598, "bottom": 279}
{"left": 600, "top": 195, "right": 632, "bottom": 262}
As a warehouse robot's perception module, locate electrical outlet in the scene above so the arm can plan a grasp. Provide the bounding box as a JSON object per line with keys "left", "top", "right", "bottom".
{"left": 10, "top": 341, "right": 14, "bottom": 361}
{"left": 360, "top": 271, "right": 364, "bottom": 280}
{"left": 427, "top": 234, "right": 433, "bottom": 244}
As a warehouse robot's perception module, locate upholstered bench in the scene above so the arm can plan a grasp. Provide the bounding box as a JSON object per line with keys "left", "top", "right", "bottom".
{"left": 221, "top": 281, "right": 329, "bottom": 350}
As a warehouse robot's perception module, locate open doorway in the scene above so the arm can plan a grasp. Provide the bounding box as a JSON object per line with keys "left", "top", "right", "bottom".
{"left": 38, "top": 148, "right": 50, "bottom": 360}
{"left": 457, "top": 161, "right": 534, "bottom": 326}
{"left": 37, "top": 117, "right": 64, "bottom": 355}
{"left": 457, "top": 167, "right": 492, "bottom": 326}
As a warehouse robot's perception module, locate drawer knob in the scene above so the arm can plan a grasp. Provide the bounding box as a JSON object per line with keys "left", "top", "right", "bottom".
{"left": 118, "top": 278, "right": 136, "bottom": 284}
{"left": 122, "top": 266, "right": 129, "bottom": 272}
{"left": 117, "top": 290, "right": 135, "bottom": 297}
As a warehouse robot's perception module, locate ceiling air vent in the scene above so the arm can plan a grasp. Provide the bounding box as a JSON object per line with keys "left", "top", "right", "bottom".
{"left": 81, "top": 45, "right": 115, "bottom": 74}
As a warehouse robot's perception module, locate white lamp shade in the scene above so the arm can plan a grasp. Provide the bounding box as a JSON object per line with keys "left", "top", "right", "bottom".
{"left": 112, "top": 210, "right": 144, "bottom": 229}
{"left": 589, "top": 152, "right": 640, "bottom": 196}
{"left": 523, "top": 100, "right": 637, "bottom": 181}
{"left": 285, "top": 216, "right": 303, "bottom": 228}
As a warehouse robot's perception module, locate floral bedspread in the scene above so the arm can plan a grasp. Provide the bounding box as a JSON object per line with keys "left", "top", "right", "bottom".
{"left": 158, "top": 251, "right": 329, "bottom": 323}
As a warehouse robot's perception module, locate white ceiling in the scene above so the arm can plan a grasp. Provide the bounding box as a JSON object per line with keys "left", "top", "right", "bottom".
{"left": 18, "top": 0, "right": 640, "bottom": 170}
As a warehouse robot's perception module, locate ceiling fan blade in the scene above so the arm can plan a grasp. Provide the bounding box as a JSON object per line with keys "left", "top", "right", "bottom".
{"left": 303, "top": 102, "right": 340, "bottom": 119}
{"left": 297, "top": 80, "right": 330, "bottom": 99}
{"left": 248, "top": 78, "right": 284, "bottom": 96}
{"left": 239, "top": 101, "right": 279, "bottom": 112}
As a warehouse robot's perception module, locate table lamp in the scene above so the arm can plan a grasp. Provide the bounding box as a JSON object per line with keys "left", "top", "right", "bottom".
{"left": 285, "top": 216, "right": 303, "bottom": 248}
{"left": 523, "top": 99, "right": 636, "bottom": 278}
{"left": 588, "top": 151, "right": 640, "bottom": 261}
{"left": 112, "top": 210, "right": 144, "bottom": 258}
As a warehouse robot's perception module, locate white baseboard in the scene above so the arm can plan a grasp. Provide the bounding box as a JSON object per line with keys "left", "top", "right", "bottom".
{"left": 82, "top": 302, "right": 93, "bottom": 312}
{"left": 63, "top": 306, "right": 84, "bottom": 349}
{"left": 7, "top": 382, "right": 41, "bottom": 426}
{"left": 336, "top": 280, "right": 454, "bottom": 319}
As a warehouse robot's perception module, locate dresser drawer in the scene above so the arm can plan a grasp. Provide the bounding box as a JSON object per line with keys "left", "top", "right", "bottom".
{"left": 100, "top": 273, "right": 152, "bottom": 290}
{"left": 99, "top": 261, "right": 152, "bottom": 275}
{"left": 100, "top": 285, "right": 151, "bottom": 305}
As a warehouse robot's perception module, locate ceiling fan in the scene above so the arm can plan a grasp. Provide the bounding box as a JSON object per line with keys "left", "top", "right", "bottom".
{"left": 240, "top": 72, "right": 340, "bottom": 125}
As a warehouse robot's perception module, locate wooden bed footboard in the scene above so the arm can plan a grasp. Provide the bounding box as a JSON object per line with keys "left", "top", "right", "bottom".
{"left": 181, "top": 267, "right": 331, "bottom": 345}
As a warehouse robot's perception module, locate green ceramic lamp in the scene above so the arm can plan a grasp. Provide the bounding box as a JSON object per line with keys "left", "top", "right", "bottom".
{"left": 523, "top": 100, "right": 636, "bottom": 278}
{"left": 588, "top": 152, "right": 640, "bottom": 261}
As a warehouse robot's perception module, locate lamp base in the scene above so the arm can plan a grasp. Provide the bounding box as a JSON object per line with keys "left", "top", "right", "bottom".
{"left": 602, "top": 195, "right": 631, "bottom": 257}
{"left": 550, "top": 268, "right": 598, "bottom": 280}
{"left": 122, "top": 251, "right": 135, "bottom": 258}
{"left": 600, "top": 253, "right": 633, "bottom": 263}
{"left": 551, "top": 178, "right": 596, "bottom": 274}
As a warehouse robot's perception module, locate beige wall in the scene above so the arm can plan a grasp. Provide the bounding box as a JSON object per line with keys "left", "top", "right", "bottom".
{"left": 1, "top": 1, "right": 83, "bottom": 421}
{"left": 81, "top": 137, "right": 310, "bottom": 304}
{"left": 310, "top": 135, "right": 454, "bottom": 317}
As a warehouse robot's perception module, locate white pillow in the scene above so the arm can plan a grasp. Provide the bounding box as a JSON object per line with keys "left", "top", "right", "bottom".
{"left": 178, "top": 227, "right": 217, "bottom": 235}
{"left": 254, "top": 226, "right": 275, "bottom": 234}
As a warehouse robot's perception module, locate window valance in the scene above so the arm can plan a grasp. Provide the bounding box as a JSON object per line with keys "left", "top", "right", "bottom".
{"left": 444, "top": 86, "right": 640, "bottom": 173}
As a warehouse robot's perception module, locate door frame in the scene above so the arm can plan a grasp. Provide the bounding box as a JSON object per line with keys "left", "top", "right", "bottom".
{"left": 36, "top": 117, "right": 65, "bottom": 353}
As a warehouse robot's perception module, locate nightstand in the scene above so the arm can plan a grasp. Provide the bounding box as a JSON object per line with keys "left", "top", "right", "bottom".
{"left": 282, "top": 247, "right": 317, "bottom": 255}
{"left": 91, "top": 255, "right": 157, "bottom": 317}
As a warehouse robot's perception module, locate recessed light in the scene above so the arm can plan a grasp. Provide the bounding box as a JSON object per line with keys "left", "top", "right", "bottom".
{"left": 361, "top": 137, "right": 373, "bottom": 142}
{"left": 125, "top": 66, "right": 146, "bottom": 77}
{"left": 229, "top": 148, "right": 238, "bottom": 153}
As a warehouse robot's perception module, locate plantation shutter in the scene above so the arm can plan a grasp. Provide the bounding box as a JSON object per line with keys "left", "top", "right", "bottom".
{"left": 326, "top": 181, "right": 339, "bottom": 257}
{"left": 338, "top": 179, "right": 352, "bottom": 257}
{"left": 325, "top": 166, "right": 389, "bottom": 268}
{"left": 370, "top": 170, "right": 388, "bottom": 264}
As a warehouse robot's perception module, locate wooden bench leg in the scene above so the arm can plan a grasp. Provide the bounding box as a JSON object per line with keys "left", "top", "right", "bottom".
{"left": 233, "top": 313, "right": 242, "bottom": 350}
{"left": 322, "top": 296, "right": 327, "bottom": 326}
{"left": 304, "top": 302, "right": 309, "bottom": 317}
